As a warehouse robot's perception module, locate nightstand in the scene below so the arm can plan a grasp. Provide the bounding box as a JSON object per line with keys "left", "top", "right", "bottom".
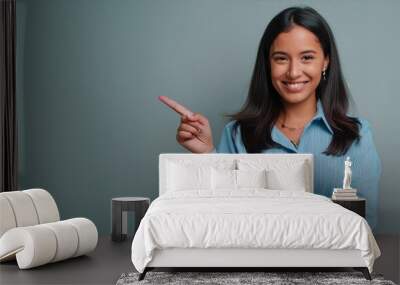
{"left": 111, "top": 197, "right": 150, "bottom": 242}
{"left": 332, "top": 197, "right": 365, "bottom": 218}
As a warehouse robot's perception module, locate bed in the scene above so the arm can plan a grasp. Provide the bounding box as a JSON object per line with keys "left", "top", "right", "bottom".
{"left": 131, "top": 153, "right": 380, "bottom": 280}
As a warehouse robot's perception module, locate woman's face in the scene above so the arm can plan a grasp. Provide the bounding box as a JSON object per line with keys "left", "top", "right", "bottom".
{"left": 269, "top": 25, "right": 329, "bottom": 105}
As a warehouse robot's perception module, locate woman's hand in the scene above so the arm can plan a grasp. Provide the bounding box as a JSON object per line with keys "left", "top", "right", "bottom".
{"left": 158, "top": 96, "right": 214, "bottom": 153}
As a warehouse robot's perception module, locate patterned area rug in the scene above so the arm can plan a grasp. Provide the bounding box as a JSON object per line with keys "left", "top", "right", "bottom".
{"left": 116, "top": 271, "right": 396, "bottom": 285}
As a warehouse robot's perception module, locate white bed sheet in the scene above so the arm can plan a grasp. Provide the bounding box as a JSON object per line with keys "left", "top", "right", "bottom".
{"left": 131, "top": 189, "right": 380, "bottom": 273}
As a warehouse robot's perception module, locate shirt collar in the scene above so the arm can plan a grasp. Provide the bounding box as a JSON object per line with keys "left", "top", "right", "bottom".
{"left": 271, "top": 126, "right": 298, "bottom": 152}
{"left": 270, "top": 99, "right": 333, "bottom": 152}
{"left": 314, "top": 99, "right": 333, "bottom": 134}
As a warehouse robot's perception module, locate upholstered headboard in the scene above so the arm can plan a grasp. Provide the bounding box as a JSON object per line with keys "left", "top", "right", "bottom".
{"left": 159, "top": 154, "right": 314, "bottom": 195}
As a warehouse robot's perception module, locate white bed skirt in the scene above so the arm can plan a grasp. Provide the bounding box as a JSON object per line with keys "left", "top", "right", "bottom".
{"left": 148, "top": 248, "right": 366, "bottom": 268}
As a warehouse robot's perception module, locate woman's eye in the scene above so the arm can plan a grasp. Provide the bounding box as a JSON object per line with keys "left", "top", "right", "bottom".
{"left": 302, "top": 55, "right": 314, "bottom": 61}
{"left": 273, "top": 56, "right": 287, "bottom": 62}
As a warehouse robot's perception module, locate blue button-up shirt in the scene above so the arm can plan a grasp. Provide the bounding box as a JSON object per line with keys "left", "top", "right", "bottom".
{"left": 215, "top": 100, "right": 381, "bottom": 230}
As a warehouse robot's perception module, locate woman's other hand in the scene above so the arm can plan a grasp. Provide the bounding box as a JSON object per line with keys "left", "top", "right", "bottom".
{"left": 158, "top": 96, "right": 214, "bottom": 153}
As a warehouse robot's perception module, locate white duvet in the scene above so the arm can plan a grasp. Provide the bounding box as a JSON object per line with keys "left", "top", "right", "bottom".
{"left": 131, "top": 189, "right": 380, "bottom": 273}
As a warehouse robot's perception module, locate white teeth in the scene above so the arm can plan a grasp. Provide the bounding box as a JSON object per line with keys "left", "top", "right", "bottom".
{"left": 288, "top": 83, "right": 303, "bottom": 87}
{"left": 284, "top": 81, "right": 307, "bottom": 92}
{"left": 285, "top": 82, "right": 306, "bottom": 85}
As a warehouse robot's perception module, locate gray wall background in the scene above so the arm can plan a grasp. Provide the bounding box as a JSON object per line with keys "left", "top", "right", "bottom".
{"left": 16, "top": 0, "right": 399, "bottom": 234}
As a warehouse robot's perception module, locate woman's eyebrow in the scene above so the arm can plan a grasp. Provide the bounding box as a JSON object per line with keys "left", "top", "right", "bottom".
{"left": 271, "top": 50, "right": 317, "bottom": 56}
{"left": 270, "top": 51, "right": 287, "bottom": 57}
{"left": 300, "top": 50, "right": 317, "bottom": 54}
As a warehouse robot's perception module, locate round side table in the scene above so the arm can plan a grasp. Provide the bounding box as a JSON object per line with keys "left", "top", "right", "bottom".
{"left": 111, "top": 197, "right": 150, "bottom": 242}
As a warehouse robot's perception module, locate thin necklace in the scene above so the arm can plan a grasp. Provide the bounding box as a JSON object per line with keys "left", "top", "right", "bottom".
{"left": 278, "top": 120, "right": 305, "bottom": 131}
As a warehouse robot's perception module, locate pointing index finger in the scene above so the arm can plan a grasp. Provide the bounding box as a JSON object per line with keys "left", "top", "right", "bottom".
{"left": 158, "top": 96, "right": 194, "bottom": 117}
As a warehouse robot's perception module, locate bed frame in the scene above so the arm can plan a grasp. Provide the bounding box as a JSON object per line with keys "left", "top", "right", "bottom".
{"left": 141, "top": 248, "right": 371, "bottom": 280}
{"left": 138, "top": 154, "right": 372, "bottom": 280}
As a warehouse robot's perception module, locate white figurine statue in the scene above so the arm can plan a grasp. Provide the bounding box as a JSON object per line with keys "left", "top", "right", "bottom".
{"left": 342, "top": 156, "right": 352, "bottom": 189}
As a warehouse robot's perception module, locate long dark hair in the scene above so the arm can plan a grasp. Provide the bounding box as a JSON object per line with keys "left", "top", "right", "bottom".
{"left": 228, "top": 6, "right": 360, "bottom": 156}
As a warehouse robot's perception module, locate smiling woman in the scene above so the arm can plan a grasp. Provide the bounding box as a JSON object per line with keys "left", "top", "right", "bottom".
{"left": 269, "top": 25, "right": 330, "bottom": 146}
{"left": 269, "top": 26, "right": 329, "bottom": 105}
{"left": 231, "top": 6, "right": 361, "bottom": 155}
{"left": 159, "top": 6, "right": 381, "bottom": 230}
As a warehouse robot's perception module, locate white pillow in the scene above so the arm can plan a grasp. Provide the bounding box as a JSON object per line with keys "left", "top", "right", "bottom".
{"left": 211, "top": 168, "right": 268, "bottom": 190}
{"left": 237, "top": 169, "right": 268, "bottom": 188}
{"left": 237, "top": 159, "right": 309, "bottom": 192}
{"left": 266, "top": 168, "right": 307, "bottom": 191}
{"left": 211, "top": 168, "right": 236, "bottom": 190}
{"left": 167, "top": 162, "right": 212, "bottom": 191}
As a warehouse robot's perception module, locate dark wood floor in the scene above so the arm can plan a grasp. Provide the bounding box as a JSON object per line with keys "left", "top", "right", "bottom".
{"left": 0, "top": 236, "right": 133, "bottom": 285}
{"left": 0, "top": 235, "right": 399, "bottom": 285}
